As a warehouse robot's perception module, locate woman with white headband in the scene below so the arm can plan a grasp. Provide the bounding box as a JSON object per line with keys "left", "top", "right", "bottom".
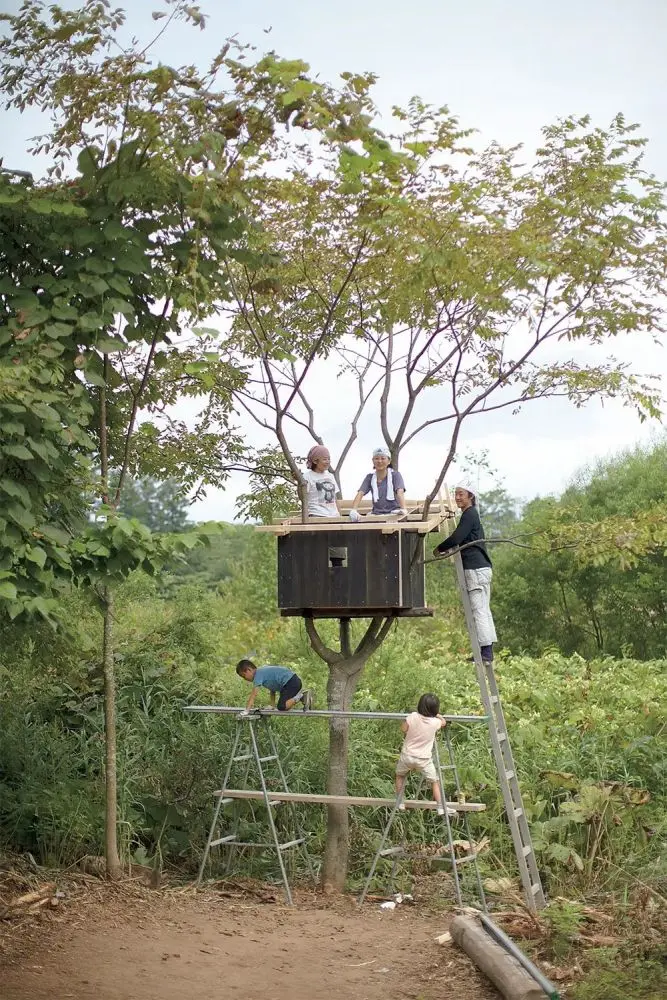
{"left": 349, "top": 447, "right": 407, "bottom": 519}
{"left": 433, "top": 482, "right": 497, "bottom": 663}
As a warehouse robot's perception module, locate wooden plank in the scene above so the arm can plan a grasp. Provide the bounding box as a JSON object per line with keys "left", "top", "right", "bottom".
{"left": 214, "top": 789, "right": 486, "bottom": 811}
{"left": 256, "top": 516, "right": 446, "bottom": 535}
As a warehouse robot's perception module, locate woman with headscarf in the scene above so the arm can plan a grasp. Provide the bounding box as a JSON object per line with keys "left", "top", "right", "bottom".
{"left": 433, "top": 482, "right": 497, "bottom": 663}
{"left": 349, "top": 446, "right": 407, "bottom": 520}
{"left": 303, "top": 445, "right": 339, "bottom": 517}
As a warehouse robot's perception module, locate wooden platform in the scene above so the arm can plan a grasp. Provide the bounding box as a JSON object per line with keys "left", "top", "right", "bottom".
{"left": 215, "top": 789, "right": 486, "bottom": 812}
{"left": 256, "top": 498, "right": 456, "bottom": 536}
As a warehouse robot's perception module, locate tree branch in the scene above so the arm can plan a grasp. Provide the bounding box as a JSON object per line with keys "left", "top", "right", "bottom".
{"left": 305, "top": 617, "right": 343, "bottom": 665}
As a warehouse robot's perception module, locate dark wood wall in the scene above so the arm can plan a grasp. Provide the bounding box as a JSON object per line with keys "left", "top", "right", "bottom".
{"left": 277, "top": 530, "right": 426, "bottom": 612}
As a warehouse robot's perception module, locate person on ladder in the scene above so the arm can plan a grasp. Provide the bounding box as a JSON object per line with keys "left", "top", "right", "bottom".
{"left": 433, "top": 482, "right": 497, "bottom": 663}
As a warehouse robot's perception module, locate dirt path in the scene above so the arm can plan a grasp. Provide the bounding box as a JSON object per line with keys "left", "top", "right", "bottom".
{"left": 0, "top": 884, "right": 499, "bottom": 1000}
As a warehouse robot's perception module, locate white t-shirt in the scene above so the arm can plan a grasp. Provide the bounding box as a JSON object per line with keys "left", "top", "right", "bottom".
{"left": 402, "top": 712, "right": 443, "bottom": 760}
{"left": 303, "top": 468, "right": 338, "bottom": 517}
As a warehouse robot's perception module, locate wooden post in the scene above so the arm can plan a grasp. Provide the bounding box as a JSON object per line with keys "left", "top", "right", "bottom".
{"left": 450, "top": 915, "right": 545, "bottom": 1000}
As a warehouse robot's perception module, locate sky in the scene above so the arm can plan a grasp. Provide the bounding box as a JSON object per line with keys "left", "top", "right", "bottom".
{"left": 3, "top": 0, "right": 666, "bottom": 517}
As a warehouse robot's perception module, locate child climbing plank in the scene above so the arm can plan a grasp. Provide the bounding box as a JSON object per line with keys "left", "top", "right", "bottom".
{"left": 396, "top": 693, "right": 452, "bottom": 815}
{"left": 236, "top": 659, "right": 313, "bottom": 713}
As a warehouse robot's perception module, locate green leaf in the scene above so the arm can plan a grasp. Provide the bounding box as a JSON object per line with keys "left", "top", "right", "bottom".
{"left": 95, "top": 335, "right": 127, "bottom": 353}
{"left": 104, "top": 220, "right": 128, "bottom": 240}
{"left": 2, "top": 444, "right": 33, "bottom": 460}
{"left": 40, "top": 524, "right": 72, "bottom": 546}
{"left": 0, "top": 478, "right": 31, "bottom": 506}
{"left": 77, "top": 148, "right": 100, "bottom": 177}
{"left": 6, "top": 504, "right": 36, "bottom": 531}
{"left": 50, "top": 303, "right": 79, "bottom": 321}
{"left": 2, "top": 421, "right": 26, "bottom": 436}
{"left": 0, "top": 581, "right": 18, "bottom": 601}
{"left": 20, "top": 304, "right": 51, "bottom": 325}
{"left": 79, "top": 312, "right": 106, "bottom": 331}
{"left": 25, "top": 546, "right": 47, "bottom": 569}
{"left": 43, "top": 322, "right": 74, "bottom": 339}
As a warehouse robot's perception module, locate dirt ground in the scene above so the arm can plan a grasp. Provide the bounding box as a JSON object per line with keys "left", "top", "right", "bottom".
{"left": 0, "top": 880, "right": 500, "bottom": 1000}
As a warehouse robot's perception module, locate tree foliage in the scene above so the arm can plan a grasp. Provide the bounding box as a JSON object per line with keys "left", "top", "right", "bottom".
{"left": 218, "top": 102, "right": 667, "bottom": 512}
{"left": 0, "top": 0, "right": 396, "bottom": 618}
{"left": 118, "top": 476, "right": 191, "bottom": 534}
{"left": 492, "top": 439, "right": 667, "bottom": 658}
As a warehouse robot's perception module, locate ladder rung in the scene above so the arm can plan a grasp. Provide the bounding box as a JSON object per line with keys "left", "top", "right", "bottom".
{"left": 439, "top": 764, "right": 457, "bottom": 771}
{"left": 232, "top": 753, "right": 278, "bottom": 763}
{"left": 522, "top": 845, "right": 533, "bottom": 857}
{"left": 278, "top": 838, "right": 304, "bottom": 850}
{"left": 209, "top": 835, "right": 237, "bottom": 847}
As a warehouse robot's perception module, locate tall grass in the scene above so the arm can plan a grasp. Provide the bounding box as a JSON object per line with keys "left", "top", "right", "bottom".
{"left": 1, "top": 567, "right": 664, "bottom": 903}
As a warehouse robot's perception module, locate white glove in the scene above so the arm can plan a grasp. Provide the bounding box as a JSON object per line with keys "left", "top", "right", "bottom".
{"left": 238, "top": 709, "right": 250, "bottom": 717}
{"left": 349, "top": 508, "right": 361, "bottom": 522}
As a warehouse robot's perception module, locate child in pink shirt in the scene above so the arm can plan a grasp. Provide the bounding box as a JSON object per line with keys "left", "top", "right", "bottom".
{"left": 396, "top": 693, "right": 448, "bottom": 814}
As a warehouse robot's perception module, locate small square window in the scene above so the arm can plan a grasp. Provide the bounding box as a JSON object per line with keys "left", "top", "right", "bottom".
{"left": 328, "top": 546, "right": 348, "bottom": 568}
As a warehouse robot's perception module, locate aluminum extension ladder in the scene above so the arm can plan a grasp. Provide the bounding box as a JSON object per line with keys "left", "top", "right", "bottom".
{"left": 196, "top": 712, "right": 315, "bottom": 904}
{"left": 452, "top": 550, "right": 546, "bottom": 910}
{"left": 358, "top": 724, "right": 488, "bottom": 910}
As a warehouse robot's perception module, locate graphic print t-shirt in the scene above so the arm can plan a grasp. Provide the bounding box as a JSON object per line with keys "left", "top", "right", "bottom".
{"left": 303, "top": 468, "right": 338, "bottom": 517}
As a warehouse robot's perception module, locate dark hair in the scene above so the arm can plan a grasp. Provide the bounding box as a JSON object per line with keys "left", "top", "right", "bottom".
{"left": 236, "top": 659, "right": 255, "bottom": 676}
{"left": 417, "top": 692, "right": 440, "bottom": 717}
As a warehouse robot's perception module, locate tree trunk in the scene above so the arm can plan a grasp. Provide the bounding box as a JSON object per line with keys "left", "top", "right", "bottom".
{"left": 321, "top": 658, "right": 364, "bottom": 890}
{"left": 102, "top": 587, "right": 122, "bottom": 879}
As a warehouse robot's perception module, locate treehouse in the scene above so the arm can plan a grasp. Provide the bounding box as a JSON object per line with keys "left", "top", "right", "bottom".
{"left": 256, "top": 497, "right": 456, "bottom": 619}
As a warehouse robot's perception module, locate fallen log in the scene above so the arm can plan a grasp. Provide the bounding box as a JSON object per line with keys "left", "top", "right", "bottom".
{"left": 450, "top": 915, "right": 546, "bottom": 1000}
{"left": 0, "top": 882, "right": 56, "bottom": 919}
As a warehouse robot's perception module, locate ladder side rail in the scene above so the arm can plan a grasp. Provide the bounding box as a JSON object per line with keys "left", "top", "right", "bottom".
{"left": 476, "top": 690, "right": 545, "bottom": 897}
{"left": 248, "top": 719, "right": 293, "bottom": 905}
{"left": 443, "top": 728, "right": 487, "bottom": 912}
{"left": 264, "top": 720, "right": 317, "bottom": 884}
{"left": 433, "top": 738, "right": 464, "bottom": 907}
{"left": 357, "top": 801, "right": 403, "bottom": 907}
{"left": 452, "top": 551, "right": 545, "bottom": 910}
{"left": 196, "top": 722, "right": 243, "bottom": 886}
{"left": 224, "top": 729, "right": 257, "bottom": 876}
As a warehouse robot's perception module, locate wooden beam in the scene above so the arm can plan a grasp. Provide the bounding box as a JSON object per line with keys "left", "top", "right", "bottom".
{"left": 256, "top": 516, "right": 445, "bottom": 535}
{"left": 214, "top": 789, "right": 486, "bottom": 812}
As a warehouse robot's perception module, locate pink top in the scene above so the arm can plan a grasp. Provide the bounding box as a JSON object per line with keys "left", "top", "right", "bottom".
{"left": 401, "top": 712, "right": 444, "bottom": 759}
